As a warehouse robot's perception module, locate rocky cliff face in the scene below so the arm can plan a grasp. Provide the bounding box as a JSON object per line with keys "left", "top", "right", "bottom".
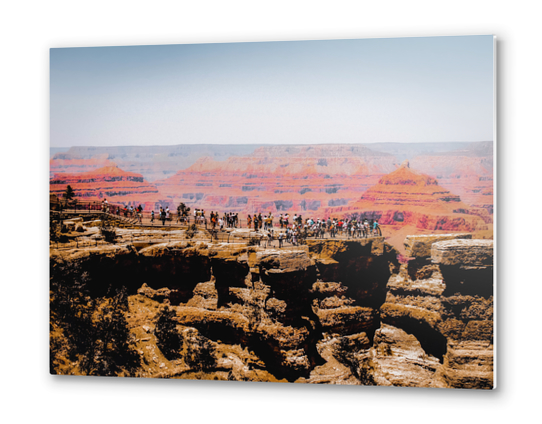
{"left": 49, "top": 165, "right": 162, "bottom": 209}
{"left": 380, "top": 235, "right": 494, "bottom": 388}
{"left": 50, "top": 238, "right": 396, "bottom": 381}
{"left": 50, "top": 233, "right": 493, "bottom": 388}
{"left": 50, "top": 144, "right": 263, "bottom": 181}
{"left": 332, "top": 160, "right": 491, "bottom": 232}
{"left": 410, "top": 141, "right": 494, "bottom": 215}
{"left": 50, "top": 142, "right": 494, "bottom": 228}
{"left": 153, "top": 144, "right": 397, "bottom": 215}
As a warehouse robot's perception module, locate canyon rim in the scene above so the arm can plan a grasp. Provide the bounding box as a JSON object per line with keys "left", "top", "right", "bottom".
{"left": 49, "top": 36, "right": 495, "bottom": 389}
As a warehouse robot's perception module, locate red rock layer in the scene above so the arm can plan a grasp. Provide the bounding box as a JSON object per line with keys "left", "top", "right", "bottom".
{"left": 410, "top": 142, "right": 494, "bottom": 215}
{"left": 49, "top": 154, "right": 114, "bottom": 178}
{"left": 327, "top": 161, "right": 490, "bottom": 232}
{"left": 49, "top": 144, "right": 263, "bottom": 182}
{"left": 154, "top": 145, "right": 397, "bottom": 215}
{"left": 49, "top": 143, "right": 494, "bottom": 230}
{"left": 49, "top": 165, "right": 162, "bottom": 209}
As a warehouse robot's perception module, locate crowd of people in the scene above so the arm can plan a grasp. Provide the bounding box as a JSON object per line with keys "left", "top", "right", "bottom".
{"left": 102, "top": 199, "right": 145, "bottom": 223}
{"left": 100, "top": 199, "right": 382, "bottom": 243}
{"left": 192, "top": 209, "right": 382, "bottom": 243}
{"left": 271, "top": 213, "right": 382, "bottom": 244}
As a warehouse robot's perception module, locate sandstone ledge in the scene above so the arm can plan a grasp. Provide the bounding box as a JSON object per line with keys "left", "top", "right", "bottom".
{"left": 431, "top": 239, "right": 494, "bottom": 266}
{"left": 404, "top": 233, "right": 472, "bottom": 258}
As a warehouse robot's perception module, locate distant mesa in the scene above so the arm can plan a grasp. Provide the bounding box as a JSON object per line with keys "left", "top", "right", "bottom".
{"left": 48, "top": 142, "right": 494, "bottom": 232}
{"left": 153, "top": 144, "right": 398, "bottom": 215}
{"left": 49, "top": 153, "right": 115, "bottom": 177}
{"left": 379, "top": 162, "right": 440, "bottom": 187}
{"left": 327, "top": 163, "right": 491, "bottom": 232}
{"left": 409, "top": 141, "right": 493, "bottom": 215}
{"left": 249, "top": 144, "right": 393, "bottom": 158}
{"left": 49, "top": 165, "right": 161, "bottom": 209}
{"left": 49, "top": 144, "right": 264, "bottom": 182}
{"left": 356, "top": 163, "right": 461, "bottom": 209}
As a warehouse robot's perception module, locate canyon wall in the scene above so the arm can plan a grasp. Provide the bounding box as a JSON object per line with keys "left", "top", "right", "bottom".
{"left": 410, "top": 141, "right": 494, "bottom": 215}
{"left": 50, "top": 234, "right": 493, "bottom": 388}
{"left": 153, "top": 144, "right": 398, "bottom": 216}
{"left": 381, "top": 236, "right": 494, "bottom": 388}
{"left": 328, "top": 160, "right": 491, "bottom": 232}
{"left": 50, "top": 144, "right": 263, "bottom": 181}
{"left": 49, "top": 165, "right": 163, "bottom": 210}
{"left": 49, "top": 142, "right": 493, "bottom": 234}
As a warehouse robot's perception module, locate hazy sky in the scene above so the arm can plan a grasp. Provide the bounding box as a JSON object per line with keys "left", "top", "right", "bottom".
{"left": 50, "top": 35, "right": 494, "bottom": 148}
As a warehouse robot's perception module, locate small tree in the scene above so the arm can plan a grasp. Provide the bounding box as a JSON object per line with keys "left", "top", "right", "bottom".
{"left": 50, "top": 263, "right": 139, "bottom": 376}
{"left": 64, "top": 185, "right": 75, "bottom": 201}
{"left": 50, "top": 213, "right": 62, "bottom": 242}
{"left": 177, "top": 202, "right": 190, "bottom": 217}
{"left": 155, "top": 306, "right": 182, "bottom": 360}
{"left": 185, "top": 223, "right": 198, "bottom": 239}
{"left": 184, "top": 330, "right": 216, "bottom": 371}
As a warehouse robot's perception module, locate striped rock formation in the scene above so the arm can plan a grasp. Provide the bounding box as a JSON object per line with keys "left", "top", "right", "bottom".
{"left": 49, "top": 165, "right": 162, "bottom": 210}
{"left": 329, "top": 160, "right": 491, "bottom": 232}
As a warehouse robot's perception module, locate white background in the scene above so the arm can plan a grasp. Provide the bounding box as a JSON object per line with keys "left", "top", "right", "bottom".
{"left": 1, "top": 1, "right": 539, "bottom": 422}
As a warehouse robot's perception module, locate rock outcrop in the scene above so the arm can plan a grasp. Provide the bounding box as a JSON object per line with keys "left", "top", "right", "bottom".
{"left": 50, "top": 144, "right": 263, "bottom": 182}
{"left": 153, "top": 145, "right": 397, "bottom": 215}
{"left": 410, "top": 141, "right": 494, "bottom": 215}
{"left": 380, "top": 238, "right": 494, "bottom": 388}
{"left": 332, "top": 161, "right": 491, "bottom": 232}
{"left": 403, "top": 233, "right": 472, "bottom": 281}
{"left": 50, "top": 231, "right": 493, "bottom": 388}
{"left": 49, "top": 165, "right": 162, "bottom": 210}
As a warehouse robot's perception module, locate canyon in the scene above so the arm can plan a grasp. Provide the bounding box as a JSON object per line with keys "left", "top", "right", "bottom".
{"left": 410, "top": 141, "right": 494, "bottom": 215}
{"left": 49, "top": 222, "right": 494, "bottom": 389}
{"left": 49, "top": 142, "right": 493, "bottom": 240}
{"left": 331, "top": 160, "right": 491, "bottom": 233}
{"left": 49, "top": 165, "right": 163, "bottom": 210}
{"left": 50, "top": 144, "right": 263, "bottom": 182}
{"left": 153, "top": 144, "right": 397, "bottom": 216}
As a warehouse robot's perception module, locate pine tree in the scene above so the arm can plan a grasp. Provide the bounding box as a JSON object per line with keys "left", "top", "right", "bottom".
{"left": 64, "top": 185, "right": 75, "bottom": 201}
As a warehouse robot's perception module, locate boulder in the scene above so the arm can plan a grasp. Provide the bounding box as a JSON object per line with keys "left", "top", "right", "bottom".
{"left": 440, "top": 341, "right": 494, "bottom": 389}
{"left": 317, "top": 306, "right": 376, "bottom": 336}
{"left": 404, "top": 233, "right": 472, "bottom": 258}
{"left": 431, "top": 239, "right": 493, "bottom": 267}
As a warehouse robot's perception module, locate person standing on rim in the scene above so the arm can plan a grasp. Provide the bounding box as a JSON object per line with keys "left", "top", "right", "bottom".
{"left": 373, "top": 219, "right": 380, "bottom": 236}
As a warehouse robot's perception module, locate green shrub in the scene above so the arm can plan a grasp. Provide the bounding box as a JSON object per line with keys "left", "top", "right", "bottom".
{"left": 154, "top": 306, "right": 182, "bottom": 360}
{"left": 49, "top": 261, "right": 139, "bottom": 376}
{"left": 184, "top": 330, "right": 216, "bottom": 371}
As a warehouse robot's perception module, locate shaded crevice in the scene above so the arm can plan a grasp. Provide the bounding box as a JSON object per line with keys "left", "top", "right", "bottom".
{"left": 440, "top": 265, "right": 493, "bottom": 298}
{"left": 381, "top": 315, "right": 448, "bottom": 362}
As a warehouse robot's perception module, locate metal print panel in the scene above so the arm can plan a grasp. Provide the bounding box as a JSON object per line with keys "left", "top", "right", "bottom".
{"left": 49, "top": 35, "right": 495, "bottom": 388}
